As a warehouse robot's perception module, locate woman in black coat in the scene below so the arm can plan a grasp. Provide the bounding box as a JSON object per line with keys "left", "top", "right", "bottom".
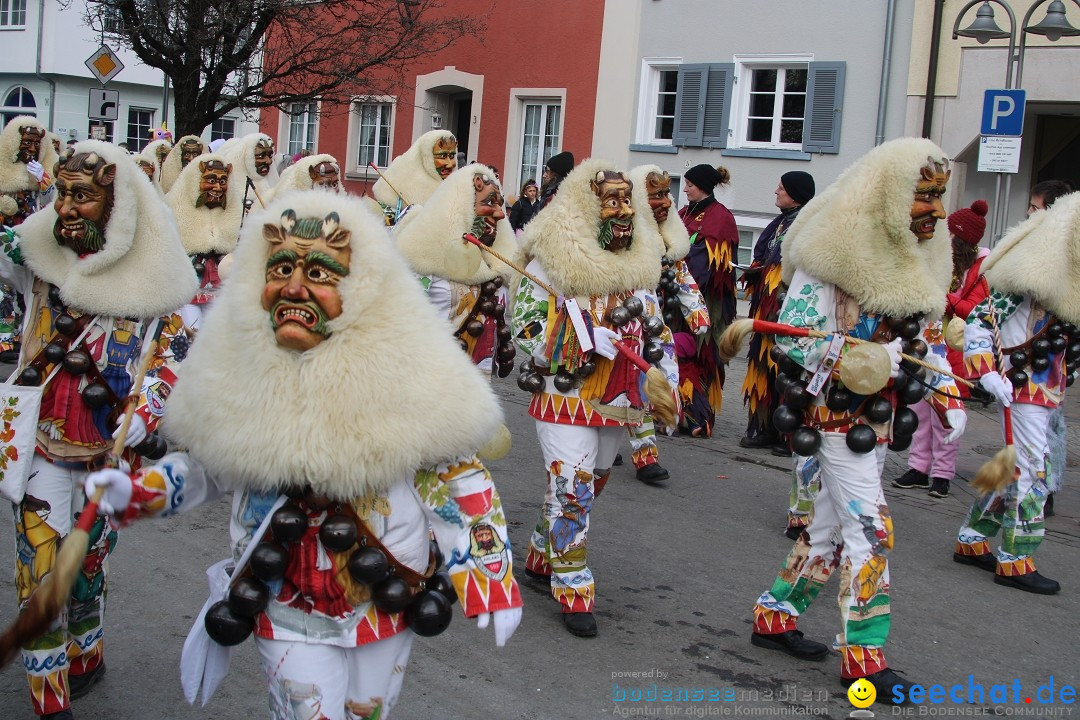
{"left": 509, "top": 179, "right": 541, "bottom": 233}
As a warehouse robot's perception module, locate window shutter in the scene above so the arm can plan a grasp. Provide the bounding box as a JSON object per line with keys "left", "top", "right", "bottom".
{"left": 673, "top": 64, "right": 708, "bottom": 148}
{"left": 702, "top": 63, "right": 734, "bottom": 149}
{"left": 803, "top": 61, "right": 846, "bottom": 154}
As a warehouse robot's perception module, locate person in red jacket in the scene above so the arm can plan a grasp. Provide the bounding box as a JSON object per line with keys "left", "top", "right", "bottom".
{"left": 892, "top": 199, "right": 989, "bottom": 498}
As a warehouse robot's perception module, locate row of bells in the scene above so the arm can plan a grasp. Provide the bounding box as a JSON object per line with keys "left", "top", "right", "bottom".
{"left": 657, "top": 260, "right": 682, "bottom": 328}
{"left": 515, "top": 295, "right": 665, "bottom": 394}
{"left": 461, "top": 277, "right": 517, "bottom": 378}
{"left": 1003, "top": 322, "right": 1080, "bottom": 388}
{"left": 204, "top": 503, "right": 458, "bottom": 647}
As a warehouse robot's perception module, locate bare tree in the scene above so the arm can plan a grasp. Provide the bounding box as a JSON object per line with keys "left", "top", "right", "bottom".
{"left": 73, "top": 0, "right": 484, "bottom": 137}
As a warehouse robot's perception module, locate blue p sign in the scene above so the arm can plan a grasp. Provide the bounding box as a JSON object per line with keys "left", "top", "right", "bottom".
{"left": 981, "top": 89, "right": 1026, "bottom": 136}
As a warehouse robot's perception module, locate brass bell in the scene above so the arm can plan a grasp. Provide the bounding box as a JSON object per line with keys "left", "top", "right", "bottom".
{"left": 608, "top": 306, "right": 631, "bottom": 327}
{"left": 465, "top": 319, "right": 484, "bottom": 337}
{"left": 54, "top": 314, "right": 77, "bottom": 336}
{"left": 553, "top": 371, "right": 576, "bottom": 392}
{"left": 62, "top": 350, "right": 92, "bottom": 375}
{"left": 81, "top": 383, "right": 109, "bottom": 409}
{"left": 622, "top": 296, "right": 644, "bottom": 318}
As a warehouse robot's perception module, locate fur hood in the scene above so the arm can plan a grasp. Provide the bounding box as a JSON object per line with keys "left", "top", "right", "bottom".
{"left": 392, "top": 163, "right": 516, "bottom": 286}
{"left": 162, "top": 189, "right": 503, "bottom": 498}
{"left": 372, "top": 130, "right": 454, "bottom": 208}
{"left": 517, "top": 158, "right": 661, "bottom": 298}
{"left": 165, "top": 151, "right": 246, "bottom": 255}
{"left": 982, "top": 190, "right": 1080, "bottom": 325}
{"left": 132, "top": 145, "right": 166, "bottom": 196}
{"left": 224, "top": 132, "right": 279, "bottom": 199}
{"left": 160, "top": 134, "right": 204, "bottom": 193}
{"left": 269, "top": 154, "right": 342, "bottom": 201}
{"left": 17, "top": 140, "right": 198, "bottom": 318}
{"left": 0, "top": 115, "right": 52, "bottom": 193}
{"left": 781, "top": 137, "right": 953, "bottom": 319}
{"left": 628, "top": 164, "right": 690, "bottom": 261}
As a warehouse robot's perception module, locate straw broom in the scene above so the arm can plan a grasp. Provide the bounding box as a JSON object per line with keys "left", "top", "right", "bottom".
{"left": 0, "top": 341, "right": 158, "bottom": 668}
{"left": 970, "top": 309, "right": 1018, "bottom": 495}
{"left": 461, "top": 233, "right": 678, "bottom": 428}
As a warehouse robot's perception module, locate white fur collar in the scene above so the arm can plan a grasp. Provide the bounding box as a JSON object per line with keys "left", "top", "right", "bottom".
{"left": 782, "top": 137, "right": 953, "bottom": 319}
{"left": 392, "top": 163, "right": 516, "bottom": 285}
{"left": 17, "top": 140, "right": 198, "bottom": 317}
{"left": 628, "top": 164, "right": 690, "bottom": 261}
{"left": 165, "top": 151, "right": 246, "bottom": 255}
{"left": 982, "top": 191, "right": 1080, "bottom": 325}
{"left": 372, "top": 130, "right": 454, "bottom": 208}
{"left": 162, "top": 189, "right": 503, "bottom": 498}
{"left": 224, "top": 132, "right": 279, "bottom": 200}
{"left": 517, "top": 158, "right": 661, "bottom": 298}
{"left": 0, "top": 116, "right": 53, "bottom": 193}
{"left": 160, "top": 135, "right": 204, "bottom": 194}
{"left": 269, "top": 154, "right": 342, "bottom": 202}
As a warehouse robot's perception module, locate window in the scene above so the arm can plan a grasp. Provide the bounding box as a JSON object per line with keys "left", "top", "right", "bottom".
{"left": 0, "top": 0, "right": 27, "bottom": 27}
{"left": 636, "top": 59, "right": 681, "bottom": 145}
{"left": 127, "top": 108, "right": 154, "bottom": 152}
{"left": 519, "top": 101, "right": 562, "bottom": 191}
{"left": 101, "top": 4, "right": 123, "bottom": 34}
{"left": 1, "top": 85, "right": 35, "bottom": 127}
{"left": 672, "top": 60, "right": 845, "bottom": 154}
{"left": 88, "top": 121, "right": 115, "bottom": 144}
{"left": 355, "top": 101, "right": 392, "bottom": 169}
{"left": 211, "top": 117, "right": 236, "bottom": 142}
{"left": 286, "top": 102, "right": 318, "bottom": 156}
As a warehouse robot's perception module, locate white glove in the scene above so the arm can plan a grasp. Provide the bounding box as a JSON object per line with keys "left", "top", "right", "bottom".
{"left": 979, "top": 371, "right": 1012, "bottom": 407}
{"left": 944, "top": 409, "right": 967, "bottom": 444}
{"left": 27, "top": 160, "right": 45, "bottom": 182}
{"left": 476, "top": 606, "right": 522, "bottom": 647}
{"left": 84, "top": 468, "right": 134, "bottom": 516}
{"left": 112, "top": 414, "right": 148, "bottom": 448}
{"left": 592, "top": 326, "right": 620, "bottom": 360}
{"left": 884, "top": 338, "right": 903, "bottom": 379}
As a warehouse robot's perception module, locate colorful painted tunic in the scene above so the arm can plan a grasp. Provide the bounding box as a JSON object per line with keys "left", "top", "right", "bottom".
{"left": 121, "top": 453, "right": 521, "bottom": 647}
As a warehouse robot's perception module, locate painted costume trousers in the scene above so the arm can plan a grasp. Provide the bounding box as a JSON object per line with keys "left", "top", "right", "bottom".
{"left": 1046, "top": 404, "right": 1066, "bottom": 494}
{"left": 787, "top": 454, "right": 821, "bottom": 530}
{"left": 258, "top": 631, "right": 414, "bottom": 720}
{"left": 957, "top": 403, "right": 1051, "bottom": 574}
{"left": 525, "top": 421, "right": 622, "bottom": 613}
{"left": 626, "top": 415, "right": 659, "bottom": 470}
{"left": 753, "top": 435, "right": 893, "bottom": 679}
{"left": 14, "top": 455, "right": 115, "bottom": 716}
{"left": 906, "top": 399, "right": 959, "bottom": 479}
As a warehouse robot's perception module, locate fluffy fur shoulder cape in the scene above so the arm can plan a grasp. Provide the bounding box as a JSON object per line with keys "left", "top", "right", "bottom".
{"left": 392, "top": 163, "right": 516, "bottom": 285}
{"left": 781, "top": 137, "right": 953, "bottom": 319}
{"left": 224, "top": 132, "right": 278, "bottom": 197}
{"left": 160, "top": 134, "right": 204, "bottom": 194}
{"left": 0, "top": 115, "right": 50, "bottom": 193}
{"left": 372, "top": 130, "right": 454, "bottom": 208}
{"left": 165, "top": 151, "right": 246, "bottom": 255}
{"left": 17, "top": 140, "right": 197, "bottom": 318}
{"left": 162, "top": 189, "right": 503, "bottom": 498}
{"left": 269, "top": 154, "right": 341, "bottom": 201}
{"left": 628, "top": 164, "right": 690, "bottom": 262}
{"left": 518, "top": 158, "right": 661, "bottom": 298}
{"left": 982, "top": 190, "right": 1080, "bottom": 325}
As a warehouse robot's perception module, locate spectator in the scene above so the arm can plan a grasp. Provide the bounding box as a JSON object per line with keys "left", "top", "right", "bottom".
{"left": 539, "top": 151, "right": 574, "bottom": 207}
{"left": 508, "top": 179, "right": 540, "bottom": 234}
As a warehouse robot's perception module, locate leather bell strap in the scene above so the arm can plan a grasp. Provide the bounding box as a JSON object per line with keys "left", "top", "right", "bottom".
{"left": 337, "top": 502, "right": 437, "bottom": 589}
{"left": 15, "top": 311, "right": 97, "bottom": 383}
{"left": 1000, "top": 313, "right": 1055, "bottom": 356}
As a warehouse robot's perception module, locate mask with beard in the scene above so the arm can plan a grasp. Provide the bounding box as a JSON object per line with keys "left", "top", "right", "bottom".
{"left": 51, "top": 151, "right": 115, "bottom": 256}
{"left": 591, "top": 171, "right": 634, "bottom": 251}
{"left": 195, "top": 160, "right": 231, "bottom": 209}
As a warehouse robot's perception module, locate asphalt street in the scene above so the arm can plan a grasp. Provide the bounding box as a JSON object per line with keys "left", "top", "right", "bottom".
{"left": 1, "top": 328, "right": 1078, "bottom": 719}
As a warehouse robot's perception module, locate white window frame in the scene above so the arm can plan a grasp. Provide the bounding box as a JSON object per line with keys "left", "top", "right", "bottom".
{"left": 127, "top": 107, "right": 154, "bottom": 152}
{"left": 279, "top": 101, "right": 321, "bottom": 157}
{"left": 210, "top": 116, "right": 237, "bottom": 142}
{"left": 345, "top": 95, "right": 395, "bottom": 179}
{"left": 635, "top": 57, "right": 681, "bottom": 146}
{"left": 731, "top": 54, "right": 813, "bottom": 151}
{"left": 505, "top": 89, "right": 566, "bottom": 195}
{"left": 0, "top": 0, "right": 27, "bottom": 28}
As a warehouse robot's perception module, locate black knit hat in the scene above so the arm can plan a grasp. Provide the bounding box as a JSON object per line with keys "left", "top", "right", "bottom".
{"left": 684, "top": 164, "right": 724, "bottom": 193}
{"left": 545, "top": 151, "right": 575, "bottom": 178}
{"left": 780, "top": 171, "right": 816, "bottom": 206}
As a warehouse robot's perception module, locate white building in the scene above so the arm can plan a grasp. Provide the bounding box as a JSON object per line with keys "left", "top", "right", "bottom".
{"left": 0, "top": 1, "right": 257, "bottom": 151}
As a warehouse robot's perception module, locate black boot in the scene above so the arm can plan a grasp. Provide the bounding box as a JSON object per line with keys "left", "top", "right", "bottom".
{"left": 635, "top": 463, "right": 670, "bottom": 484}
{"left": 845, "top": 668, "right": 914, "bottom": 705}
{"left": 563, "top": 612, "right": 597, "bottom": 637}
{"left": 953, "top": 551, "right": 996, "bottom": 572}
{"left": 750, "top": 630, "right": 829, "bottom": 661}
{"left": 69, "top": 662, "right": 106, "bottom": 699}
{"left": 994, "top": 571, "right": 1061, "bottom": 595}
{"left": 1045, "top": 492, "right": 1055, "bottom": 517}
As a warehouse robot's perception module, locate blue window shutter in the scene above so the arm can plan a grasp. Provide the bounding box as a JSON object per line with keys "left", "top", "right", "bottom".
{"left": 673, "top": 64, "right": 708, "bottom": 148}
{"left": 803, "top": 61, "right": 845, "bottom": 154}
{"left": 702, "top": 63, "right": 734, "bottom": 149}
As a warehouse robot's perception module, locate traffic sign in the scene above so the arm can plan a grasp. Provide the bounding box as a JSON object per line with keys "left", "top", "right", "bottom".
{"left": 977, "top": 136, "right": 1022, "bottom": 174}
{"left": 85, "top": 44, "right": 125, "bottom": 85}
{"left": 980, "top": 89, "right": 1026, "bottom": 136}
{"left": 88, "top": 88, "right": 119, "bottom": 121}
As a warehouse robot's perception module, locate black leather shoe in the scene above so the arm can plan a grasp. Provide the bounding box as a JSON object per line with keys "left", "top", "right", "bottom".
{"left": 563, "top": 612, "right": 597, "bottom": 637}
{"left": 636, "top": 463, "right": 670, "bottom": 484}
{"left": 845, "top": 668, "right": 914, "bottom": 705}
{"left": 69, "top": 662, "right": 105, "bottom": 699}
{"left": 994, "top": 571, "right": 1061, "bottom": 595}
{"left": 953, "top": 552, "right": 996, "bottom": 572}
{"left": 785, "top": 526, "right": 805, "bottom": 541}
{"left": 750, "top": 630, "right": 829, "bottom": 661}
{"left": 771, "top": 443, "right": 791, "bottom": 457}
{"left": 1045, "top": 493, "right": 1055, "bottom": 517}
{"left": 522, "top": 567, "right": 550, "bottom": 583}
{"left": 44, "top": 712, "right": 75, "bottom": 720}
{"left": 613, "top": 453, "right": 623, "bottom": 466}
{"left": 739, "top": 434, "right": 779, "bottom": 449}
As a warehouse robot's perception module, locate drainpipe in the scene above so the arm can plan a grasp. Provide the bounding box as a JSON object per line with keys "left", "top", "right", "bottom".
{"left": 875, "top": 0, "right": 898, "bottom": 145}
{"left": 34, "top": 0, "right": 57, "bottom": 130}
{"left": 921, "top": 0, "right": 945, "bottom": 138}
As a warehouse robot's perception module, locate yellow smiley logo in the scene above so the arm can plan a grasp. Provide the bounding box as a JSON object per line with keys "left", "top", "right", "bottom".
{"left": 848, "top": 678, "right": 876, "bottom": 708}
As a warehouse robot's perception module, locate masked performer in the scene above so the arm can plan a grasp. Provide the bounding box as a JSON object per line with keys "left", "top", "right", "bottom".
{"left": 224, "top": 133, "right": 279, "bottom": 207}
{"left": 393, "top": 164, "right": 517, "bottom": 375}
{"left": 0, "top": 141, "right": 197, "bottom": 719}
{"left": 271, "top": 154, "right": 344, "bottom": 201}
{"left": 160, "top": 135, "right": 205, "bottom": 194}
{"left": 85, "top": 189, "right": 522, "bottom": 719}
{"left": 748, "top": 139, "right": 965, "bottom": 703}
{"left": 622, "top": 164, "right": 709, "bottom": 484}
{"left": 511, "top": 160, "right": 678, "bottom": 637}
{"left": 953, "top": 191, "right": 1080, "bottom": 596}
{"left": 370, "top": 130, "right": 457, "bottom": 225}
{"left": 677, "top": 164, "right": 738, "bottom": 437}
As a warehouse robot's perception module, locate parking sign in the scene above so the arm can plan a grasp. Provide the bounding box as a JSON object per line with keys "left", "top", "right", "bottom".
{"left": 981, "top": 89, "right": 1026, "bottom": 136}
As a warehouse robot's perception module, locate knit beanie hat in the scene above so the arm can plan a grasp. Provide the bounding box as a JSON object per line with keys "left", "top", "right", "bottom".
{"left": 545, "top": 151, "right": 575, "bottom": 178}
{"left": 684, "top": 164, "right": 724, "bottom": 194}
{"left": 780, "top": 171, "right": 815, "bottom": 206}
{"left": 947, "top": 199, "right": 989, "bottom": 245}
